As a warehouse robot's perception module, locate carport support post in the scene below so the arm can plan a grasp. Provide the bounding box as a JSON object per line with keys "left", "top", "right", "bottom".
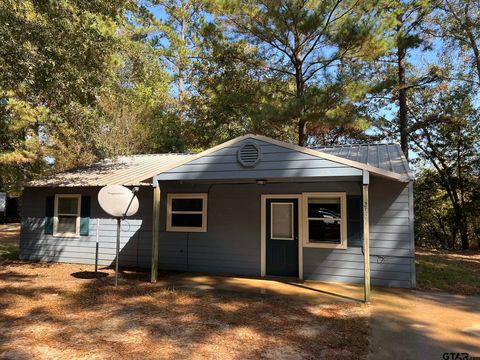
{"left": 363, "top": 170, "right": 371, "bottom": 302}
{"left": 151, "top": 182, "right": 161, "bottom": 283}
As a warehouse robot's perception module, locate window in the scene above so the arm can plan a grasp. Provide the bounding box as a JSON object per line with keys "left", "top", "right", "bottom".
{"left": 166, "top": 193, "right": 207, "bottom": 232}
{"left": 302, "top": 192, "right": 347, "bottom": 249}
{"left": 54, "top": 194, "right": 81, "bottom": 237}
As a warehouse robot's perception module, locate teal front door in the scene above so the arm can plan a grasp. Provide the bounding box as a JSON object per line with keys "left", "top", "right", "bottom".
{"left": 266, "top": 198, "right": 299, "bottom": 277}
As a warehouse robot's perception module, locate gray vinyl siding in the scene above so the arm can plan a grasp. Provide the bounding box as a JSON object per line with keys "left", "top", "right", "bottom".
{"left": 303, "top": 177, "right": 414, "bottom": 288}
{"left": 156, "top": 181, "right": 361, "bottom": 276}
{"left": 20, "top": 177, "right": 415, "bottom": 288}
{"left": 156, "top": 138, "right": 362, "bottom": 181}
{"left": 20, "top": 186, "right": 153, "bottom": 268}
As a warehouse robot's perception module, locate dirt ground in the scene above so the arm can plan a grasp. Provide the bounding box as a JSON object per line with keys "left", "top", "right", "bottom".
{"left": 416, "top": 247, "right": 480, "bottom": 262}
{"left": 1, "top": 224, "right": 369, "bottom": 359}
{"left": 0, "top": 261, "right": 369, "bottom": 360}
{"left": 0, "top": 223, "right": 19, "bottom": 243}
{"left": 3, "top": 224, "right": 478, "bottom": 359}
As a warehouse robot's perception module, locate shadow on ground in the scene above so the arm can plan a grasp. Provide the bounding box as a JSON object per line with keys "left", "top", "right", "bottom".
{"left": 3, "top": 261, "right": 478, "bottom": 359}
{"left": 369, "top": 287, "right": 480, "bottom": 360}
{"left": 0, "top": 262, "right": 369, "bottom": 359}
{"left": 70, "top": 271, "right": 109, "bottom": 279}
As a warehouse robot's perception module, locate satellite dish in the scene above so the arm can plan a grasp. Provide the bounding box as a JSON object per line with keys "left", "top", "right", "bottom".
{"left": 98, "top": 185, "right": 139, "bottom": 218}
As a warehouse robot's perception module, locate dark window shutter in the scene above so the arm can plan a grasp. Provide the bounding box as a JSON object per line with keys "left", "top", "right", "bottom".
{"left": 347, "top": 195, "right": 363, "bottom": 247}
{"left": 80, "top": 196, "right": 91, "bottom": 236}
{"left": 44, "top": 196, "right": 54, "bottom": 235}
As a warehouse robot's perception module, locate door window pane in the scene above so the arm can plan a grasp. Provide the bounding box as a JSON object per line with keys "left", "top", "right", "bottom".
{"left": 58, "top": 197, "right": 79, "bottom": 215}
{"left": 271, "top": 203, "right": 293, "bottom": 239}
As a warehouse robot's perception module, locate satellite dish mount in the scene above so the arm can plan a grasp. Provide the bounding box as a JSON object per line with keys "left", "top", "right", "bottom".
{"left": 98, "top": 185, "right": 140, "bottom": 286}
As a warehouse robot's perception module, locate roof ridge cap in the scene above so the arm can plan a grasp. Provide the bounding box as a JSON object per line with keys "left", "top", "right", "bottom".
{"left": 311, "top": 142, "right": 401, "bottom": 148}
{"left": 119, "top": 153, "right": 191, "bottom": 157}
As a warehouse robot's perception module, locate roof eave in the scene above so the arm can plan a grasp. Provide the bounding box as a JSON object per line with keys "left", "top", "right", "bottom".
{"left": 25, "top": 182, "right": 153, "bottom": 188}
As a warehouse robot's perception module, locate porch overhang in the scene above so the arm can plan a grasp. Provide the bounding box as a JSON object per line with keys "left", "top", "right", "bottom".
{"left": 150, "top": 173, "right": 372, "bottom": 303}
{"left": 149, "top": 135, "right": 404, "bottom": 298}
{"left": 153, "top": 170, "right": 363, "bottom": 184}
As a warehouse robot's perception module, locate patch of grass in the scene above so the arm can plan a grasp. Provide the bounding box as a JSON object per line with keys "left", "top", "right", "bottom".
{"left": 0, "top": 223, "right": 20, "bottom": 261}
{"left": 0, "top": 243, "right": 19, "bottom": 260}
{"left": 416, "top": 249, "right": 480, "bottom": 295}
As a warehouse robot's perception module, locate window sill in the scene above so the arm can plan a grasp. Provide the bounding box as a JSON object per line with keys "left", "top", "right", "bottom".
{"left": 53, "top": 233, "right": 80, "bottom": 238}
{"left": 303, "top": 242, "right": 347, "bottom": 250}
{"left": 166, "top": 227, "right": 207, "bottom": 233}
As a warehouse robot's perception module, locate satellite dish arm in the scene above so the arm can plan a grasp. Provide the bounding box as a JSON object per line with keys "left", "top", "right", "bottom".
{"left": 122, "top": 186, "right": 139, "bottom": 220}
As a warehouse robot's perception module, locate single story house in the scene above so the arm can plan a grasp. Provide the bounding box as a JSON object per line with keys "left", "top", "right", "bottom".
{"left": 20, "top": 135, "right": 415, "bottom": 295}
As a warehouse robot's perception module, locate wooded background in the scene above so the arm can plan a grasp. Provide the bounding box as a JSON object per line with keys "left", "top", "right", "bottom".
{"left": 0, "top": 0, "right": 478, "bottom": 249}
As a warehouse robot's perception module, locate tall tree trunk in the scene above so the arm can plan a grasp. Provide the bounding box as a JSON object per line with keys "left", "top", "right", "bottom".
{"left": 450, "top": 0, "right": 480, "bottom": 84}
{"left": 298, "top": 120, "right": 307, "bottom": 146}
{"left": 294, "top": 58, "right": 306, "bottom": 146}
{"left": 397, "top": 16, "right": 409, "bottom": 160}
{"left": 450, "top": 228, "right": 457, "bottom": 250}
{"left": 452, "top": 203, "right": 467, "bottom": 249}
{"left": 457, "top": 138, "right": 470, "bottom": 249}
{"left": 465, "top": 28, "right": 480, "bottom": 84}
{"left": 460, "top": 221, "right": 469, "bottom": 249}
{"left": 471, "top": 41, "right": 480, "bottom": 84}
{"left": 434, "top": 212, "right": 449, "bottom": 249}
{"left": 178, "top": 16, "right": 185, "bottom": 103}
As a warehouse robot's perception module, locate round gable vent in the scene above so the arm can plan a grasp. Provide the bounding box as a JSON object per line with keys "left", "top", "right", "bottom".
{"left": 237, "top": 142, "right": 262, "bottom": 167}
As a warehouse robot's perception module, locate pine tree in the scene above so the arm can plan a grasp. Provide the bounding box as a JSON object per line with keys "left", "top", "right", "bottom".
{"left": 217, "top": 0, "right": 386, "bottom": 146}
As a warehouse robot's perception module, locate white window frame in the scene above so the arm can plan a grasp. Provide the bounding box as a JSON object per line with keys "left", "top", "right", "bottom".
{"left": 166, "top": 193, "right": 208, "bottom": 232}
{"left": 302, "top": 192, "right": 347, "bottom": 249}
{"left": 270, "top": 202, "right": 294, "bottom": 240}
{"left": 54, "top": 194, "right": 81, "bottom": 237}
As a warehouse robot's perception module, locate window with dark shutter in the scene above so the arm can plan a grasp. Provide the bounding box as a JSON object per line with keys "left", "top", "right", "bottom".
{"left": 302, "top": 192, "right": 347, "bottom": 249}
{"left": 54, "top": 194, "right": 81, "bottom": 237}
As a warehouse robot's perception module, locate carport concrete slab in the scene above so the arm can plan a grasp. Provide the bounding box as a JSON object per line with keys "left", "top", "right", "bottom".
{"left": 370, "top": 289, "right": 480, "bottom": 359}
{"left": 155, "top": 272, "right": 480, "bottom": 358}
{"left": 156, "top": 273, "right": 365, "bottom": 303}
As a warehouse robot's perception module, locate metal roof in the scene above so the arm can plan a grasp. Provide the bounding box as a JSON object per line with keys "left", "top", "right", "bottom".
{"left": 28, "top": 139, "right": 412, "bottom": 188}
{"left": 312, "top": 143, "right": 413, "bottom": 179}
{"left": 28, "top": 154, "right": 192, "bottom": 187}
